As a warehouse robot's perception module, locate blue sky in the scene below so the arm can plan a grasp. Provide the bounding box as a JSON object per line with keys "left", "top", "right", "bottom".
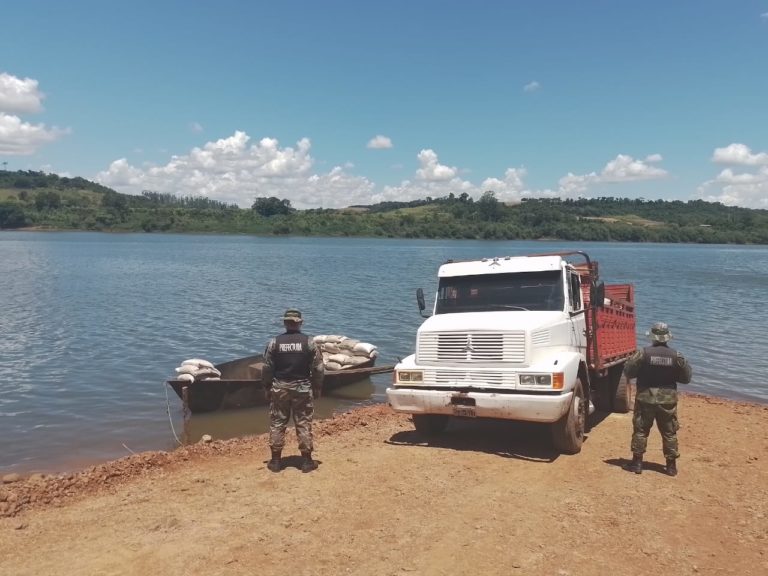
{"left": 1, "top": 1, "right": 767, "bottom": 208}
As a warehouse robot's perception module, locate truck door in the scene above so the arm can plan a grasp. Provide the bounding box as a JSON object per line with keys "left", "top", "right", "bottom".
{"left": 567, "top": 269, "right": 587, "bottom": 353}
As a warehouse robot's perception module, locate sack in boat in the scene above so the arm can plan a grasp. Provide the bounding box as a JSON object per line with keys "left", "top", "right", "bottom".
{"left": 176, "top": 365, "right": 221, "bottom": 377}
{"left": 176, "top": 373, "right": 195, "bottom": 382}
{"left": 193, "top": 367, "right": 222, "bottom": 379}
{"left": 352, "top": 342, "right": 377, "bottom": 356}
{"left": 175, "top": 364, "right": 198, "bottom": 375}
{"left": 325, "top": 361, "right": 343, "bottom": 371}
{"left": 181, "top": 358, "right": 215, "bottom": 369}
{"left": 320, "top": 342, "right": 341, "bottom": 354}
{"left": 327, "top": 353, "right": 348, "bottom": 365}
{"left": 338, "top": 338, "right": 360, "bottom": 350}
{"left": 314, "top": 335, "right": 344, "bottom": 344}
{"left": 345, "top": 355, "right": 371, "bottom": 367}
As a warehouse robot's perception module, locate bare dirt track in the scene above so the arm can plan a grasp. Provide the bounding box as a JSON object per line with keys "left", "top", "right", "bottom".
{"left": 1, "top": 393, "right": 767, "bottom": 576}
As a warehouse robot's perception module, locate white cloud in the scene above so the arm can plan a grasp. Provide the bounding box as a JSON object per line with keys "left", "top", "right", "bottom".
{"left": 0, "top": 73, "right": 68, "bottom": 155}
{"left": 761, "top": 12, "right": 768, "bottom": 20}
{"left": 0, "top": 73, "right": 44, "bottom": 114}
{"left": 189, "top": 121, "right": 204, "bottom": 133}
{"left": 698, "top": 145, "right": 768, "bottom": 208}
{"left": 366, "top": 135, "right": 392, "bottom": 149}
{"left": 0, "top": 113, "right": 69, "bottom": 155}
{"left": 698, "top": 176, "right": 768, "bottom": 209}
{"left": 415, "top": 149, "right": 458, "bottom": 181}
{"left": 712, "top": 143, "right": 768, "bottom": 166}
{"left": 523, "top": 81, "right": 541, "bottom": 93}
{"left": 96, "top": 131, "right": 376, "bottom": 209}
{"left": 557, "top": 153, "right": 668, "bottom": 197}
{"left": 480, "top": 168, "right": 528, "bottom": 202}
{"left": 96, "top": 138, "right": 685, "bottom": 209}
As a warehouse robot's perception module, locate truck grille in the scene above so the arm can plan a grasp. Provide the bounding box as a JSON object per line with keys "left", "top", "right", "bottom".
{"left": 424, "top": 369, "right": 515, "bottom": 388}
{"left": 417, "top": 332, "right": 526, "bottom": 364}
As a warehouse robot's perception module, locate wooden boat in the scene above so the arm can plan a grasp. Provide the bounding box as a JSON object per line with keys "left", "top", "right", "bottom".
{"left": 167, "top": 354, "right": 394, "bottom": 413}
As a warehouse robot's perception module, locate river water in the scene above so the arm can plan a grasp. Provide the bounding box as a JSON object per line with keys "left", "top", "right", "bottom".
{"left": 1, "top": 232, "right": 766, "bottom": 474}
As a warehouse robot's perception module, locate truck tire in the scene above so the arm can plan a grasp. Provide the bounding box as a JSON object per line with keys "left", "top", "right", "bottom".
{"left": 596, "top": 366, "right": 631, "bottom": 414}
{"left": 412, "top": 414, "right": 449, "bottom": 436}
{"left": 551, "top": 378, "right": 586, "bottom": 454}
{"left": 612, "top": 374, "right": 631, "bottom": 413}
{"left": 593, "top": 375, "right": 611, "bottom": 412}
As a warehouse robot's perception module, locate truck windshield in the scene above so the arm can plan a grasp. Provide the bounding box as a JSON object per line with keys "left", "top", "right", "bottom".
{"left": 435, "top": 271, "right": 564, "bottom": 314}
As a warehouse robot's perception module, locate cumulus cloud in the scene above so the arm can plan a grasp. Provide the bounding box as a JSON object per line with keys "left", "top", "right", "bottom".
{"left": 0, "top": 72, "right": 68, "bottom": 155}
{"left": 0, "top": 73, "right": 44, "bottom": 114}
{"left": 523, "top": 81, "right": 541, "bottom": 92}
{"left": 712, "top": 143, "right": 768, "bottom": 166}
{"left": 415, "top": 149, "right": 458, "bottom": 181}
{"left": 96, "top": 131, "right": 375, "bottom": 209}
{"left": 366, "top": 135, "right": 392, "bottom": 149}
{"left": 96, "top": 137, "right": 685, "bottom": 209}
{"left": 557, "top": 153, "right": 668, "bottom": 196}
{"left": 698, "top": 144, "right": 768, "bottom": 208}
{"left": 0, "top": 114, "right": 69, "bottom": 155}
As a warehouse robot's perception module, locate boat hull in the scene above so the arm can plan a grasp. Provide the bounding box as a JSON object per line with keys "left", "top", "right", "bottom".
{"left": 167, "top": 354, "right": 383, "bottom": 413}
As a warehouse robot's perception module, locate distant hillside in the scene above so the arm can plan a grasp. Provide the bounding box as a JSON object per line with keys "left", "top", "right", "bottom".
{"left": 1, "top": 170, "right": 767, "bottom": 244}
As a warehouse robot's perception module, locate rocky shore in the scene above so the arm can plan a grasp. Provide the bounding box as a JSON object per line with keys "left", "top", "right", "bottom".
{"left": 1, "top": 393, "right": 766, "bottom": 576}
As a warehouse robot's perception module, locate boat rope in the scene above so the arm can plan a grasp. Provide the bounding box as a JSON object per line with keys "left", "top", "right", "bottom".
{"left": 163, "top": 381, "right": 184, "bottom": 446}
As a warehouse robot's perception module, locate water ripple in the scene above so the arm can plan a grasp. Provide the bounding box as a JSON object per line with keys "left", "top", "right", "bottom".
{"left": 1, "top": 233, "right": 766, "bottom": 473}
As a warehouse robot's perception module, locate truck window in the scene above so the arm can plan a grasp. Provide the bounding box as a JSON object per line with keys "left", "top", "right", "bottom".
{"left": 568, "top": 271, "right": 582, "bottom": 311}
{"left": 436, "top": 271, "right": 564, "bottom": 314}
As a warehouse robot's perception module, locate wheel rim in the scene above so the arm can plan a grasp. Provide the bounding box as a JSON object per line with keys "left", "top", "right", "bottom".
{"left": 575, "top": 390, "right": 585, "bottom": 439}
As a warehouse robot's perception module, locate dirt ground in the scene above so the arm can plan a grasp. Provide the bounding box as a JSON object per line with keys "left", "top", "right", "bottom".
{"left": 1, "top": 392, "right": 766, "bottom": 576}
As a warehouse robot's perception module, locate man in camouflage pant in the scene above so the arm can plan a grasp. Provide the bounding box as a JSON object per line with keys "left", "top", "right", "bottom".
{"left": 263, "top": 309, "right": 324, "bottom": 473}
{"left": 623, "top": 322, "right": 692, "bottom": 477}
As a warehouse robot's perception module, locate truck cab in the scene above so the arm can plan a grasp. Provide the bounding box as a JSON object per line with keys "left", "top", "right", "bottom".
{"left": 387, "top": 251, "right": 635, "bottom": 454}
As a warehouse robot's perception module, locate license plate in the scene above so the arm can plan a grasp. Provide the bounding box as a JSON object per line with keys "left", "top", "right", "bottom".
{"left": 453, "top": 405, "right": 476, "bottom": 418}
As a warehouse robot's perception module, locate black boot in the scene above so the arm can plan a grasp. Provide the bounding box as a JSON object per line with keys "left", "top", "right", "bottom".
{"left": 623, "top": 453, "right": 643, "bottom": 474}
{"left": 300, "top": 451, "right": 317, "bottom": 473}
{"left": 665, "top": 458, "right": 678, "bottom": 477}
{"left": 267, "top": 450, "right": 282, "bottom": 473}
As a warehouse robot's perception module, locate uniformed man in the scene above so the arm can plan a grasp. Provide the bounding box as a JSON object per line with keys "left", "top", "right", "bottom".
{"left": 262, "top": 309, "right": 324, "bottom": 473}
{"left": 623, "top": 322, "right": 692, "bottom": 476}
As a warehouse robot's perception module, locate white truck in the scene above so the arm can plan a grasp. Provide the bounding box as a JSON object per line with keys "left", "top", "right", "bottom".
{"left": 386, "top": 251, "right": 636, "bottom": 454}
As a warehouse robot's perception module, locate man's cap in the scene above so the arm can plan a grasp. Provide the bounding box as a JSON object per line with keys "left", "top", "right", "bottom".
{"left": 646, "top": 321, "right": 672, "bottom": 343}
{"left": 282, "top": 308, "right": 303, "bottom": 322}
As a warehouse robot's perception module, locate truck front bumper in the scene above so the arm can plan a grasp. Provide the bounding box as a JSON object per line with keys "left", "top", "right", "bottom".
{"left": 386, "top": 387, "right": 573, "bottom": 423}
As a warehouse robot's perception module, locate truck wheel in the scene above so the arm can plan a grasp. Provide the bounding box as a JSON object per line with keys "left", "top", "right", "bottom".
{"left": 593, "top": 375, "right": 611, "bottom": 412}
{"left": 612, "top": 374, "right": 631, "bottom": 413}
{"left": 551, "top": 378, "right": 586, "bottom": 454}
{"left": 412, "top": 414, "right": 449, "bottom": 436}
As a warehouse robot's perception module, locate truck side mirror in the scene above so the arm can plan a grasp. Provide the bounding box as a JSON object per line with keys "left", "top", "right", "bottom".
{"left": 592, "top": 282, "right": 605, "bottom": 307}
{"left": 416, "top": 288, "right": 430, "bottom": 318}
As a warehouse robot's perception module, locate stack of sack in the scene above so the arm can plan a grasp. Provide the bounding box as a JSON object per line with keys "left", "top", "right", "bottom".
{"left": 313, "top": 335, "right": 378, "bottom": 371}
{"left": 173, "top": 358, "right": 221, "bottom": 383}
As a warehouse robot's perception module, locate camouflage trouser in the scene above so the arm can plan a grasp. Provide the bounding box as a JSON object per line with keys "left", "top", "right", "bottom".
{"left": 269, "top": 388, "right": 314, "bottom": 453}
{"left": 631, "top": 399, "right": 680, "bottom": 459}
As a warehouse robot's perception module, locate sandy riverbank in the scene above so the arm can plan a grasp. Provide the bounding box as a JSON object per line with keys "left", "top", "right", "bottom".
{"left": 1, "top": 392, "right": 766, "bottom": 576}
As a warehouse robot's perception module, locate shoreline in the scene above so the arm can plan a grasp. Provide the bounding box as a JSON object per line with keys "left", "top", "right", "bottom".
{"left": 1, "top": 392, "right": 767, "bottom": 576}
{"left": 1, "top": 390, "right": 766, "bottom": 519}
{"left": 3, "top": 386, "right": 766, "bottom": 479}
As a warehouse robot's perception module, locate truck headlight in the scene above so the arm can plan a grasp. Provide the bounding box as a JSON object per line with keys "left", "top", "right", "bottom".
{"left": 520, "top": 374, "right": 553, "bottom": 386}
{"left": 397, "top": 371, "right": 423, "bottom": 383}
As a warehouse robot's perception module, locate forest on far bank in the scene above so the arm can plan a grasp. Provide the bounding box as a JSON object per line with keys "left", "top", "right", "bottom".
{"left": 1, "top": 170, "right": 767, "bottom": 244}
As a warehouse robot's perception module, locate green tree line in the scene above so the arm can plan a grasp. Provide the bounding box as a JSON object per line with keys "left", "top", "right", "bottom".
{"left": 1, "top": 170, "right": 767, "bottom": 244}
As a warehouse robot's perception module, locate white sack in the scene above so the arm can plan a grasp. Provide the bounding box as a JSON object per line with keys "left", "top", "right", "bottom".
{"left": 181, "top": 358, "right": 215, "bottom": 369}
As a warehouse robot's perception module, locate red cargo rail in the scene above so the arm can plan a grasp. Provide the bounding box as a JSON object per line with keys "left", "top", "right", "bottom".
{"left": 575, "top": 261, "right": 636, "bottom": 372}
{"left": 529, "top": 252, "right": 637, "bottom": 374}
